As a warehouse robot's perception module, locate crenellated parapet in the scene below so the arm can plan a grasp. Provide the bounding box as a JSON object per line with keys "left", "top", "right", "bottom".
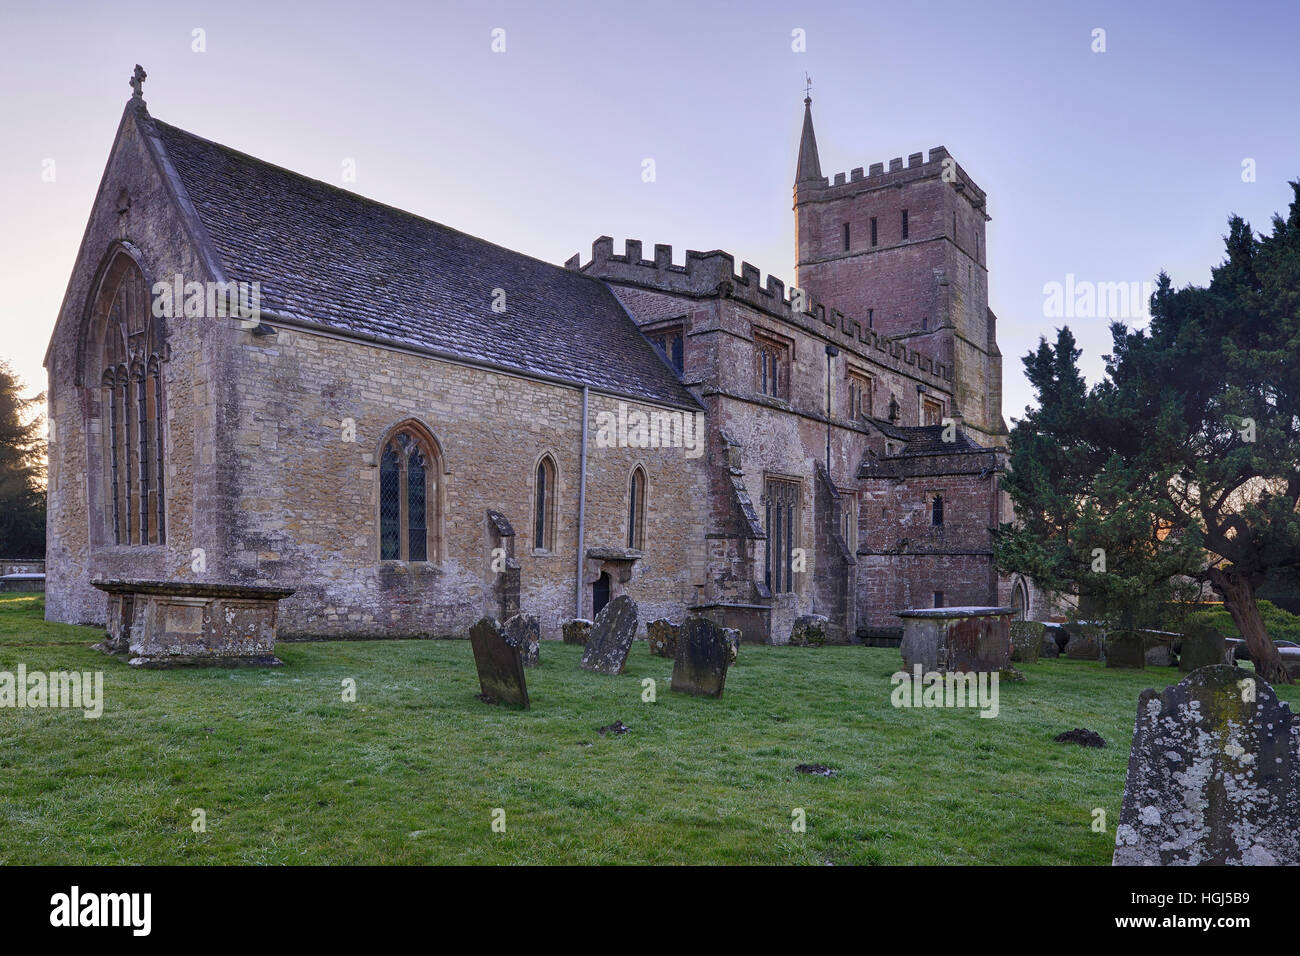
{"left": 797, "top": 145, "right": 988, "bottom": 218}
{"left": 568, "top": 237, "right": 954, "bottom": 386}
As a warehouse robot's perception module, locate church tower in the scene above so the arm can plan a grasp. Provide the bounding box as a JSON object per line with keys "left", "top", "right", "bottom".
{"left": 793, "top": 98, "right": 1006, "bottom": 444}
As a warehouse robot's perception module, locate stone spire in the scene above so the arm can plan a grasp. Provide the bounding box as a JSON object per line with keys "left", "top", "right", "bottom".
{"left": 795, "top": 95, "right": 823, "bottom": 185}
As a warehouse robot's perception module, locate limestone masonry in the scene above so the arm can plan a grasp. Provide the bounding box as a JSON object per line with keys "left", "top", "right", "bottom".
{"left": 44, "top": 77, "right": 1044, "bottom": 646}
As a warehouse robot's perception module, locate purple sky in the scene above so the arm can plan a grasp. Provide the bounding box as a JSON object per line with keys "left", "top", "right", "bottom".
{"left": 4, "top": 0, "right": 1298, "bottom": 425}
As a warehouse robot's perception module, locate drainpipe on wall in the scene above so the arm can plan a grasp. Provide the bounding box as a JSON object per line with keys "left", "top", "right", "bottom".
{"left": 575, "top": 385, "right": 589, "bottom": 620}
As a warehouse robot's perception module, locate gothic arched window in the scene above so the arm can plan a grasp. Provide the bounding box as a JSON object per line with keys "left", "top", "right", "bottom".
{"left": 533, "top": 454, "right": 557, "bottom": 551}
{"left": 96, "top": 254, "right": 165, "bottom": 545}
{"left": 627, "top": 466, "right": 646, "bottom": 550}
{"left": 379, "top": 424, "right": 441, "bottom": 562}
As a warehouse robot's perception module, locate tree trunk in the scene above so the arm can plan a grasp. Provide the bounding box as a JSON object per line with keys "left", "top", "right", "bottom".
{"left": 1209, "top": 567, "right": 1292, "bottom": 684}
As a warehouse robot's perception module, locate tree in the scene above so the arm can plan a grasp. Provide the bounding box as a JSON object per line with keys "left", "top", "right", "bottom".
{"left": 996, "top": 329, "right": 1206, "bottom": 630}
{"left": 998, "top": 182, "right": 1300, "bottom": 683}
{"left": 0, "top": 360, "right": 46, "bottom": 558}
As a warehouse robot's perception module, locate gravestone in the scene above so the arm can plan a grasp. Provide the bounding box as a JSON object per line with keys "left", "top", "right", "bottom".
{"left": 647, "top": 619, "right": 680, "bottom": 659}
{"left": 789, "top": 614, "right": 829, "bottom": 647}
{"left": 1178, "top": 624, "right": 1226, "bottom": 673}
{"left": 722, "top": 627, "right": 741, "bottom": 664}
{"left": 1063, "top": 623, "right": 1102, "bottom": 661}
{"left": 1010, "top": 621, "right": 1046, "bottom": 663}
{"left": 580, "top": 595, "right": 638, "bottom": 675}
{"left": 469, "top": 617, "right": 529, "bottom": 709}
{"left": 1140, "top": 630, "right": 1177, "bottom": 667}
{"left": 1104, "top": 630, "right": 1145, "bottom": 669}
{"left": 670, "top": 616, "right": 732, "bottom": 698}
{"left": 1113, "top": 665, "right": 1300, "bottom": 865}
{"left": 1040, "top": 624, "right": 1062, "bottom": 659}
{"left": 502, "top": 613, "right": 541, "bottom": 667}
{"left": 563, "top": 619, "right": 591, "bottom": 646}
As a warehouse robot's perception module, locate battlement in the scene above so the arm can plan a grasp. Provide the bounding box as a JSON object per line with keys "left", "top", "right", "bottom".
{"left": 802, "top": 145, "right": 986, "bottom": 211}
{"left": 567, "top": 238, "right": 953, "bottom": 386}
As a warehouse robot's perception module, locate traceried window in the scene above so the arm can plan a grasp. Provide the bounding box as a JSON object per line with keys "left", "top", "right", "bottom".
{"left": 534, "top": 455, "right": 557, "bottom": 551}
{"left": 764, "top": 478, "right": 799, "bottom": 593}
{"left": 847, "top": 373, "right": 873, "bottom": 420}
{"left": 627, "top": 466, "right": 646, "bottom": 550}
{"left": 98, "top": 256, "right": 165, "bottom": 545}
{"left": 379, "top": 425, "right": 440, "bottom": 562}
{"left": 647, "top": 326, "right": 685, "bottom": 374}
{"left": 755, "top": 334, "right": 790, "bottom": 399}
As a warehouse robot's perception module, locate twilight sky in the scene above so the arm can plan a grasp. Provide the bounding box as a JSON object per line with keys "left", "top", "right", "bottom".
{"left": 2, "top": 0, "right": 1298, "bottom": 425}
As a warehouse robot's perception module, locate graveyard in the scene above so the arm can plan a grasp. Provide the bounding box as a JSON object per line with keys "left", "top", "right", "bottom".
{"left": 5, "top": 592, "right": 1298, "bottom": 866}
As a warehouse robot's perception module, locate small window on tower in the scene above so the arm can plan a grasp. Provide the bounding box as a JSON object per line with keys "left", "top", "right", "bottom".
{"left": 842, "top": 222, "right": 851, "bottom": 251}
{"left": 868, "top": 308, "right": 874, "bottom": 329}
{"left": 870, "top": 217, "right": 878, "bottom": 247}
{"left": 923, "top": 398, "right": 943, "bottom": 426}
{"left": 931, "top": 495, "right": 944, "bottom": 527}
{"left": 933, "top": 590, "right": 944, "bottom": 608}
{"left": 901, "top": 209, "right": 909, "bottom": 240}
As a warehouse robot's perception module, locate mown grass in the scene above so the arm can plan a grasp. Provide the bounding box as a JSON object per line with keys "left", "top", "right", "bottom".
{"left": 4, "top": 593, "right": 1296, "bottom": 865}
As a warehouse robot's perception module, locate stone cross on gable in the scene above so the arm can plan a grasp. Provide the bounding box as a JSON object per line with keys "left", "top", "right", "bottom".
{"left": 129, "top": 64, "right": 147, "bottom": 99}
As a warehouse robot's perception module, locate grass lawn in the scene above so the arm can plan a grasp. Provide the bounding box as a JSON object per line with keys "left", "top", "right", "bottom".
{"left": 4, "top": 593, "right": 1295, "bottom": 865}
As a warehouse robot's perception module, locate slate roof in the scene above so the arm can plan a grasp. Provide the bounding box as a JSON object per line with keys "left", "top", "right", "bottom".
{"left": 149, "top": 117, "right": 699, "bottom": 410}
{"left": 857, "top": 420, "right": 998, "bottom": 479}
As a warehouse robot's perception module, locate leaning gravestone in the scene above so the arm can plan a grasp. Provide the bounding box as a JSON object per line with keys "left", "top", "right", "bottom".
{"left": 671, "top": 616, "right": 732, "bottom": 698}
{"left": 1010, "top": 620, "right": 1046, "bottom": 663}
{"left": 1104, "top": 630, "right": 1145, "bottom": 669}
{"left": 1113, "top": 665, "right": 1300, "bottom": 865}
{"left": 1178, "top": 624, "right": 1227, "bottom": 673}
{"left": 469, "top": 617, "right": 529, "bottom": 709}
{"left": 502, "top": 613, "right": 541, "bottom": 667}
{"left": 789, "top": 614, "right": 829, "bottom": 647}
{"left": 646, "top": 619, "right": 680, "bottom": 659}
{"left": 580, "top": 595, "right": 638, "bottom": 675}
{"left": 1063, "top": 623, "right": 1102, "bottom": 660}
{"left": 563, "top": 619, "right": 591, "bottom": 646}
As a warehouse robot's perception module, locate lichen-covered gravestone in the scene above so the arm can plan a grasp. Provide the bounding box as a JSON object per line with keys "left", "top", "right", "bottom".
{"left": 563, "top": 619, "right": 591, "bottom": 646}
{"left": 1010, "top": 620, "right": 1046, "bottom": 663}
{"left": 580, "top": 595, "right": 638, "bottom": 675}
{"left": 1063, "top": 623, "right": 1102, "bottom": 660}
{"left": 722, "top": 627, "right": 741, "bottom": 664}
{"left": 502, "top": 613, "right": 541, "bottom": 667}
{"left": 1104, "top": 630, "right": 1145, "bottom": 669}
{"left": 1113, "top": 665, "right": 1300, "bottom": 865}
{"left": 789, "top": 614, "right": 828, "bottom": 647}
{"left": 1178, "top": 624, "right": 1227, "bottom": 673}
{"left": 670, "top": 616, "right": 732, "bottom": 698}
{"left": 468, "top": 617, "right": 529, "bottom": 709}
{"left": 646, "top": 619, "right": 680, "bottom": 659}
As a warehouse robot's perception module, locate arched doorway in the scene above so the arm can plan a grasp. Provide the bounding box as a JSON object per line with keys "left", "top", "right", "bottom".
{"left": 593, "top": 572, "right": 611, "bottom": 617}
{"left": 1010, "top": 577, "right": 1029, "bottom": 620}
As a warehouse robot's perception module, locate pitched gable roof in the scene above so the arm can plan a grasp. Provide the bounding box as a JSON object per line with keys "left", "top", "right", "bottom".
{"left": 147, "top": 117, "right": 699, "bottom": 410}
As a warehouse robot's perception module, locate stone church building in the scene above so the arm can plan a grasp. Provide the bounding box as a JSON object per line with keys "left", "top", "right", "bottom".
{"left": 44, "top": 72, "right": 1042, "bottom": 647}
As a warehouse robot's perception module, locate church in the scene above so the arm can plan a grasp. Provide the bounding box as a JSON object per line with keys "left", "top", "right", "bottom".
{"left": 44, "top": 68, "right": 1038, "bottom": 649}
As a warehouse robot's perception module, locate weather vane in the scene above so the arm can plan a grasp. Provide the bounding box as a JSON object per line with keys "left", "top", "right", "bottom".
{"left": 129, "top": 64, "right": 147, "bottom": 100}
{"left": 804, "top": 73, "right": 812, "bottom": 99}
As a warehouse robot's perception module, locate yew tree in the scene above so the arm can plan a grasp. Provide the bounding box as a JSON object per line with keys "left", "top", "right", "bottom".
{"left": 1000, "top": 183, "right": 1300, "bottom": 683}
